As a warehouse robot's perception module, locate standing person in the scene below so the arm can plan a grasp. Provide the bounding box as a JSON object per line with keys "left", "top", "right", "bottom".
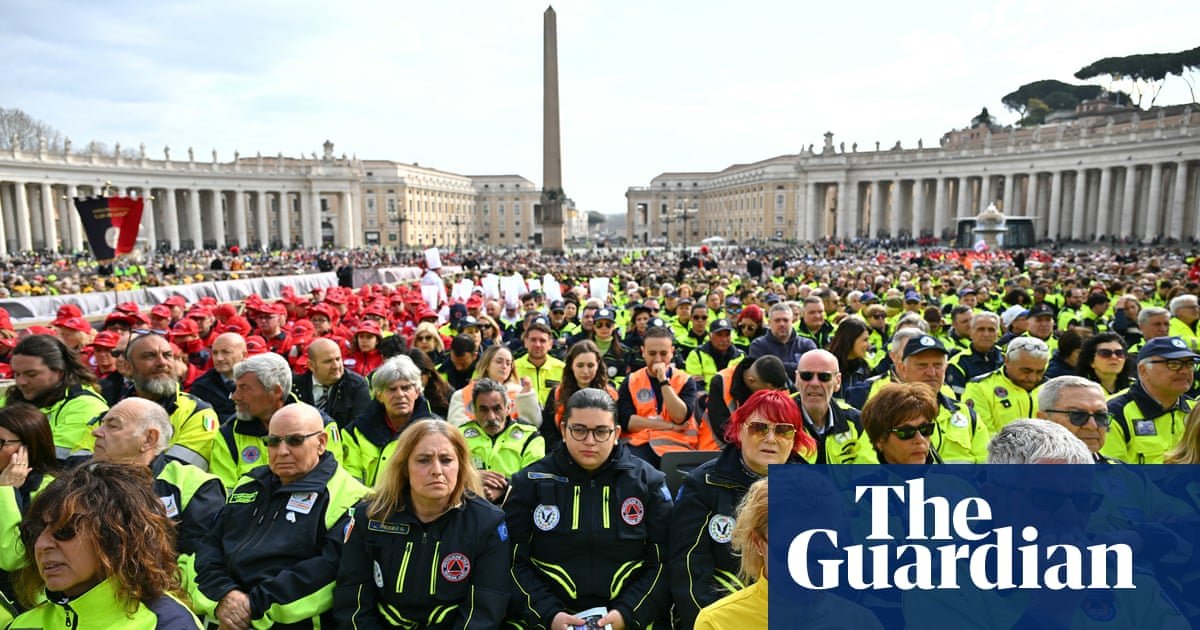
{"left": 333, "top": 420, "right": 510, "bottom": 628}
{"left": 9, "top": 463, "right": 202, "bottom": 628}
{"left": 2, "top": 335, "right": 109, "bottom": 462}
{"left": 505, "top": 389, "right": 673, "bottom": 630}
{"left": 671, "top": 390, "right": 812, "bottom": 627}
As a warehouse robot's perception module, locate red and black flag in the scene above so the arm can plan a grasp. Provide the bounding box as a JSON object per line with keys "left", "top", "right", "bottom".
{"left": 73, "top": 196, "right": 144, "bottom": 260}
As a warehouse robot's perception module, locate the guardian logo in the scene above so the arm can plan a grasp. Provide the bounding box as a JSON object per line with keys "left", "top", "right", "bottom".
{"left": 786, "top": 479, "right": 1134, "bottom": 591}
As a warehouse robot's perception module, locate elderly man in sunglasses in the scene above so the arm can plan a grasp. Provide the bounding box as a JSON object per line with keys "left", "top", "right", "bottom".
{"left": 1100, "top": 336, "right": 1197, "bottom": 464}
{"left": 791, "top": 350, "right": 863, "bottom": 463}
{"left": 1034, "top": 376, "right": 1116, "bottom": 462}
{"left": 196, "top": 403, "right": 368, "bottom": 630}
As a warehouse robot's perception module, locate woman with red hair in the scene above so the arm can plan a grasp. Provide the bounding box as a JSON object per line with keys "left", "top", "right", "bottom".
{"left": 668, "top": 389, "right": 813, "bottom": 627}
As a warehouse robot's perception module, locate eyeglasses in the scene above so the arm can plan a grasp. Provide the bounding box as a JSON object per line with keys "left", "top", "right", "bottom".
{"left": 566, "top": 424, "right": 615, "bottom": 442}
{"left": 0, "top": 439, "right": 22, "bottom": 448}
{"left": 1095, "top": 348, "right": 1126, "bottom": 359}
{"left": 797, "top": 371, "right": 835, "bottom": 383}
{"left": 265, "top": 431, "right": 323, "bottom": 447}
{"left": 1146, "top": 359, "right": 1198, "bottom": 372}
{"left": 890, "top": 423, "right": 936, "bottom": 440}
{"left": 415, "top": 336, "right": 435, "bottom": 342}
{"left": 692, "top": 316, "right": 708, "bottom": 321}
{"left": 109, "top": 349, "right": 125, "bottom": 357}
{"left": 1042, "top": 409, "right": 1112, "bottom": 428}
{"left": 870, "top": 314, "right": 886, "bottom": 320}
{"left": 745, "top": 420, "right": 797, "bottom": 441}
{"left": 594, "top": 322, "right": 614, "bottom": 329}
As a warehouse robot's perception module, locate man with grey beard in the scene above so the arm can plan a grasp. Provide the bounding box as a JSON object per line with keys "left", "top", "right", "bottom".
{"left": 121, "top": 332, "right": 220, "bottom": 471}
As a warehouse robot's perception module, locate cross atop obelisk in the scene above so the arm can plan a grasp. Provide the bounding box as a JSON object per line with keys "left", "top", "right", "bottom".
{"left": 540, "top": 5, "right": 566, "bottom": 253}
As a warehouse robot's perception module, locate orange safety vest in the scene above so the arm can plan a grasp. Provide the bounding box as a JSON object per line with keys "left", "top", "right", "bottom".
{"left": 459, "top": 380, "right": 523, "bottom": 423}
{"left": 625, "top": 368, "right": 718, "bottom": 456}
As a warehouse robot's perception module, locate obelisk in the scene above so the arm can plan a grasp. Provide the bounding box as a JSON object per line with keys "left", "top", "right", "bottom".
{"left": 540, "top": 5, "right": 566, "bottom": 254}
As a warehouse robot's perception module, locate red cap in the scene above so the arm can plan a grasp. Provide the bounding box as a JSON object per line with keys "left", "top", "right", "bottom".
{"left": 363, "top": 304, "right": 389, "bottom": 319}
{"left": 466, "top": 295, "right": 484, "bottom": 309}
{"left": 89, "top": 330, "right": 121, "bottom": 349}
{"left": 354, "top": 321, "right": 383, "bottom": 338}
{"left": 307, "top": 303, "right": 339, "bottom": 320}
{"left": 186, "top": 305, "right": 213, "bottom": 320}
{"left": 220, "top": 316, "right": 252, "bottom": 336}
{"left": 258, "top": 302, "right": 287, "bottom": 316}
{"left": 213, "top": 303, "right": 238, "bottom": 320}
{"left": 324, "top": 291, "right": 347, "bottom": 305}
{"left": 416, "top": 307, "right": 439, "bottom": 322}
{"left": 245, "top": 335, "right": 268, "bottom": 355}
{"left": 170, "top": 319, "right": 200, "bottom": 337}
{"left": 150, "top": 305, "right": 172, "bottom": 319}
{"left": 115, "top": 302, "right": 141, "bottom": 315}
{"left": 56, "top": 304, "right": 83, "bottom": 320}
{"left": 25, "top": 325, "right": 58, "bottom": 336}
{"left": 405, "top": 293, "right": 425, "bottom": 305}
{"left": 53, "top": 316, "right": 93, "bottom": 334}
{"left": 163, "top": 295, "right": 188, "bottom": 309}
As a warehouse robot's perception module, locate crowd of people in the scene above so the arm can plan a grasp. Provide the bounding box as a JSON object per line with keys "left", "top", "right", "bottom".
{"left": 0, "top": 241, "right": 1198, "bottom": 628}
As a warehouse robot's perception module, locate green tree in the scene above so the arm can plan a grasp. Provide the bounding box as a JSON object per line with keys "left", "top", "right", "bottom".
{"left": 1075, "top": 46, "right": 1200, "bottom": 106}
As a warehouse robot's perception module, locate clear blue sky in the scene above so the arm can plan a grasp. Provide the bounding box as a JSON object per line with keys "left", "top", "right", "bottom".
{"left": 2, "top": 0, "right": 1196, "bottom": 215}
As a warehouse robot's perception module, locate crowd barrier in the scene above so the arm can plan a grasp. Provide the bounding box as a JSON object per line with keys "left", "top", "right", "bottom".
{"left": 3, "top": 273, "right": 339, "bottom": 323}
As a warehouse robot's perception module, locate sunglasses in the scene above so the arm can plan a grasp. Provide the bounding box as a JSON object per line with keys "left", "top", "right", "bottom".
{"left": 1095, "top": 348, "right": 1126, "bottom": 359}
{"left": 745, "top": 420, "right": 797, "bottom": 441}
{"left": 890, "top": 423, "right": 936, "bottom": 440}
{"left": 1042, "top": 409, "right": 1112, "bottom": 428}
{"left": 594, "top": 321, "right": 614, "bottom": 329}
{"left": 265, "top": 431, "right": 322, "bottom": 448}
{"left": 22, "top": 521, "right": 78, "bottom": 543}
{"left": 797, "top": 371, "right": 835, "bottom": 383}
{"left": 692, "top": 316, "right": 708, "bottom": 321}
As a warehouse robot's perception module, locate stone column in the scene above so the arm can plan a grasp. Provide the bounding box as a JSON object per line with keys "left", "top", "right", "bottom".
{"left": 1071, "top": 170, "right": 1088, "bottom": 240}
{"left": 162, "top": 188, "right": 180, "bottom": 251}
{"left": 869, "top": 180, "right": 884, "bottom": 238}
{"left": 256, "top": 191, "right": 270, "bottom": 250}
{"left": 279, "top": 192, "right": 292, "bottom": 248}
{"left": 0, "top": 184, "right": 16, "bottom": 254}
{"left": 212, "top": 191, "right": 227, "bottom": 249}
{"left": 1025, "top": 173, "right": 1040, "bottom": 219}
{"left": 1168, "top": 161, "right": 1189, "bottom": 237}
{"left": 232, "top": 190, "right": 248, "bottom": 248}
{"left": 186, "top": 189, "right": 202, "bottom": 250}
{"left": 311, "top": 189, "right": 324, "bottom": 246}
{"left": 138, "top": 189, "right": 158, "bottom": 251}
{"left": 1144, "top": 162, "right": 1164, "bottom": 242}
{"left": 298, "top": 190, "right": 313, "bottom": 246}
{"left": 1120, "top": 166, "right": 1138, "bottom": 239}
{"left": 933, "top": 177, "right": 949, "bottom": 238}
{"left": 1001, "top": 174, "right": 1015, "bottom": 215}
{"left": 1095, "top": 168, "right": 1113, "bottom": 239}
{"left": 39, "top": 183, "right": 58, "bottom": 252}
{"left": 955, "top": 177, "right": 970, "bottom": 219}
{"left": 339, "top": 189, "right": 356, "bottom": 247}
{"left": 64, "top": 184, "right": 82, "bottom": 252}
{"left": 805, "top": 182, "right": 819, "bottom": 242}
{"left": 910, "top": 179, "right": 926, "bottom": 236}
{"left": 13, "top": 183, "right": 32, "bottom": 252}
{"left": 841, "top": 181, "right": 859, "bottom": 239}
{"left": 1047, "top": 171, "right": 1063, "bottom": 241}
{"left": 0, "top": 185, "right": 7, "bottom": 257}
{"left": 978, "top": 175, "right": 992, "bottom": 212}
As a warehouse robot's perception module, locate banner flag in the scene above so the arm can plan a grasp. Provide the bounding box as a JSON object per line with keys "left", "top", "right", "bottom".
{"left": 769, "top": 464, "right": 1196, "bottom": 629}
{"left": 73, "top": 196, "right": 144, "bottom": 260}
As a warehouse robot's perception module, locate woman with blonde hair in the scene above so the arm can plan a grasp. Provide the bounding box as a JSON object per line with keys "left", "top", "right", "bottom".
{"left": 411, "top": 322, "right": 447, "bottom": 365}
{"left": 1165, "top": 405, "right": 1200, "bottom": 464}
{"left": 446, "top": 345, "right": 539, "bottom": 427}
{"left": 334, "top": 419, "right": 510, "bottom": 627}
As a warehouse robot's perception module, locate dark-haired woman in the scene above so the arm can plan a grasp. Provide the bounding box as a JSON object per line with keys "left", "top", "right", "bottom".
{"left": 2, "top": 335, "right": 109, "bottom": 462}
{"left": 9, "top": 462, "right": 201, "bottom": 628}
{"left": 0, "top": 404, "right": 57, "bottom": 623}
{"left": 506, "top": 389, "right": 673, "bottom": 630}
{"left": 1077, "top": 332, "right": 1135, "bottom": 395}
{"left": 827, "top": 316, "right": 872, "bottom": 394}
{"left": 671, "top": 389, "right": 813, "bottom": 627}
{"left": 540, "top": 340, "right": 618, "bottom": 452}
{"left": 405, "top": 348, "right": 453, "bottom": 419}
{"left": 858, "top": 382, "right": 943, "bottom": 464}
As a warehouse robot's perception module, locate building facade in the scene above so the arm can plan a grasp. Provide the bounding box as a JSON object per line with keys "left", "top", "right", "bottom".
{"left": 0, "top": 140, "right": 578, "bottom": 254}
{"left": 626, "top": 104, "right": 1200, "bottom": 245}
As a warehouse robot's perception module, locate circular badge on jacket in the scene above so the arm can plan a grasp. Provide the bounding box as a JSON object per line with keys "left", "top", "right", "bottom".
{"left": 621, "top": 497, "right": 645, "bottom": 526}
{"left": 242, "top": 445, "right": 261, "bottom": 464}
{"left": 533, "top": 504, "right": 560, "bottom": 531}
{"left": 708, "top": 515, "right": 735, "bottom": 543}
{"left": 441, "top": 553, "right": 471, "bottom": 582}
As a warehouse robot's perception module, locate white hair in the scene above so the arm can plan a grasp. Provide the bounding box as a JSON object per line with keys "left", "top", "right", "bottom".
{"left": 1169, "top": 294, "right": 1197, "bottom": 317}
{"left": 987, "top": 419, "right": 1092, "bottom": 464}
